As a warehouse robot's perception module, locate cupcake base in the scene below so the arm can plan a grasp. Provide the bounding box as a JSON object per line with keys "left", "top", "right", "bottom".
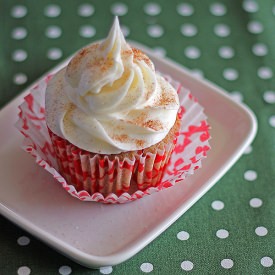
{"left": 48, "top": 115, "right": 180, "bottom": 196}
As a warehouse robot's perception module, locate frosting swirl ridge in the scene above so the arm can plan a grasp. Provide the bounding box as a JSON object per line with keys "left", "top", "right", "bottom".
{"left": 45, "top": 17, "right": 179, "bottom": 154}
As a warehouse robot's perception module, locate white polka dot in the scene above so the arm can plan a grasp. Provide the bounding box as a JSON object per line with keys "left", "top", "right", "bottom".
{"left": 252, "top": 43, "right": 268, "bottom": 56}
{"left": 45, "top": 26, "right": 62, "bottom": 39}
{"left": 99, "top": 266, "right": 113, "bottom": 274}
{"left": 12, "top": 49, "right": 27, "bottom": 62}
{"left": 219, "top": 46, "right": 234, "bottom": 59}
{"left": 263, "top": 91, "right": 275, "bottom": 104}
{"left": 120, "top": 25, "right": 130, "bottom": 37}
{"left": 153, "top": 47, "right": 166, "bottom": 57}
{"left": 248, "top": 21, "right": 263, "bottom": 34}
{"left": 255, "top": 226, "right": 268, "bottom": 236}
{"left": 261, "top": 257, "right": 273, "bottom": 267}
{"left": 177, "top": 231, "right": 190, "bottom": 241}
{"left": 258, "top": 67, "right": 273, "bottom": 79}
{"left": 243, "top": 0, "right": 259, "bottom": 13}
{"left": 250, "top": 198, "right": 263, "bottom": 208}
{"left": 214, "top": 24, "right": 230, "bottom": 37}
{"left": 11, "top": 5, "right": 27, "bottom": 18}
{"left": 191, "top": 69, "right": 204, "bottom": 78}
{"left": 230, "top": 91, "right": 243, "bottom": 102}
{"left": 180, "top": 24, "right": 197, "bottom": 37}
{"left": 147, "top": 25, "right": 164, "bottom": 38}
{"left": 177, "top": 3, "right": 194, "bottom": 16}
{"left": 210, "top": 3, "right": 227, "bottom": 16}
{"left": 78, "top": 4, "right": 94, "bottom": 17}
{"left": 181, "top": 260, "right": 194, "bottom": 271}
{"left": 58, "top": 265, "right": 72, "bottom": 275}
{"left": 140, "top": 263, "right": 153, "bottom": 273}
{"left": 243, "top": 145, "right": 253, "bottom": 154}
{"left": 184, "top": 46, "right": 201, "bottom": 59}
{"left": 223, "top": 68, "right": 239, "bottom": 81}
{"left": 44, "top": 4, "right": 61, "bottom": 17}
{"left": 12, "top": 27, "right": 27, "bottom": 40}
{"left": 216, "top": 229, "right": 229, "bottom": 239}
{"left": 244, "top": 170, "right": 257, "bottom": 181}
{"left": 221, "top": 259, "right": 234, "bottom": 269}
{"left": 269, "top": 115, "right": 275, "bottom": 127}
{"left": 111, "top": 3, "right": 128, "bottom": 16}
{"left": 17, "top": 266, "right": 31, "bottom": 275}
{"left": 79, "top": 25, "right": 96, "bottom": 38}
{"left": 13, "top": 73, "right": 27, "bottom": 85}
{"left": 17, "top": 236, "right": 30, "bottom": 246}
{"left": 144, "top": 3, "right": 161, "bottom": 16}
{"left": 211, "top": 200, "right": 224, "bottom": 211}
{"left": 47, "top": 48, "right": 63, "bottom": 60}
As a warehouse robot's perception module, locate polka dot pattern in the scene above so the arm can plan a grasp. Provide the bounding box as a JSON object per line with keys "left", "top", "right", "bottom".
{"left": 221, "top": 259, "right": 234, "bottom": 269}
{"left": 47, "top": 48, "right": 63, "bottom": 60}
{"left": 247, "top": 21, "right": 263, "bottom": 34}
{"left": 2, "top": 2, "right": 275, "bottom": 274}
{"left": 144, "top": 3, "right": 161, "bottom": 16}
{"left": 111, "top": 3, "right": 128, "bottom": 16}
{"left": 244, "top": 145, "right": 253, "bottom": 154}
{"left": 210, "top": 3, "right": 227, "bottom": 16}
{"left": 261, "top": 257, "right": 273, "bottom": 267}
{"left": 12, "top": 50, "right": 28, "bottom": 62}
{"left": 244, "top": 170, "right": 257, "bottom": 181}
{"left": 78, "top": 4, "right": 94, "bottom": 17}
{"left": 249, "top": 198, "right": 263, "bottom": 208}
{"left": 214, "top": 24, "right": 230, "bottom": 37}
{"left": 257, "top": 67, "right": 273, "bottom": 79}
{"left": 211, "top": 200, "right": 224, "bottom": 211}
{"left": 263, "top": 91, "right": 275, "bottom": 104}
{"left": 13, "top": 73, "right": 27, "bottom": 85}
{"left": 11, "top": 5, "right": 27, "bottom": 18}
{"left": 184, "top": 46, "right": 201, "bottom": 59}
{"left": 269, "top": 115, "right": 275, "bottom": 127}
{"left": 219, "top": 46, "right": 234, "bottom": 59}
{"left": 140, "top": 263, "right": 153, "bottom": 273}
{"left": 17, "top": 236, "right": 30, "bottom": 246}
{"left": 180, "top": 24, "right": 197, "bottom": 37}
{"left": 255, "top": 226, "right": 268, "bottom": 236}
{"left": 17, "top": 266, "right": 31, "bottom": 275}
{"left": 181, "top": 261, "right": 194, "bottom": 271}
{"left": 177, "top": 3, "right": 194, "bottom": 16}
{"left": 79, "top": 25, "right": 96, "bottom": 38}
{"left": 58, "top": 266, "right": 72, "bottom": 275}
{"left": 216, "top": 229, "right": 229, "bottom": 239}
{"left": 45, "top": 26, "right": 62, "bottom": 39}
{"left": 177, "top": 231, "right": 190, "bottom": 241}
{"left": 99, "top": 266, "right": 113, "bottom": 274}
{"left": 252, "top": 43, "right": 268, "bottom": 56}
{"left": 147, "top": 25, "right": 163, "bottom": 38}
{"left": 223, "top": 68, "right": 238, "bottom": 81}
{"left": 11, "top": 27, "right": 27, "bottom": 40}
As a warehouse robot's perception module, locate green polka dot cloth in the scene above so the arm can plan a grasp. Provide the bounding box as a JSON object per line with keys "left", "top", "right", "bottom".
{"left": 1, "top": 0, "right": 275, "bottom": 274}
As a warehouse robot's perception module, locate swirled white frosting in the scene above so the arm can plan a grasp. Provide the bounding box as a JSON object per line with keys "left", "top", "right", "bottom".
{"left": 45, "top": 17, "right": 179, "bottom": 154}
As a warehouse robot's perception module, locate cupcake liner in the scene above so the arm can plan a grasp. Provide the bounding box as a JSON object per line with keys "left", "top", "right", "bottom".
{"left": 48, "top": 128, "right": 176, "bottom": 196}
{"left": 15, "top": 73, "right": 210, "bottom": 204}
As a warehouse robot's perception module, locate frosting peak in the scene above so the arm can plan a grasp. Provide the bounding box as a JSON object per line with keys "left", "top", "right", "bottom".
{"left": 45, "top": 17, "right": 179, "bottom": 154}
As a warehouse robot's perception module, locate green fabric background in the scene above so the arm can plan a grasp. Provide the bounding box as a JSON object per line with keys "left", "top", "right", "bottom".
{"left": 1, "top": 0, "right": 275, "bottom": 274}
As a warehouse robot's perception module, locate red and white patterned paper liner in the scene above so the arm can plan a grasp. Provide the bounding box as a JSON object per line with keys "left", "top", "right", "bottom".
{"left": 16, "top": 73, "right": 210, "bottom": 204}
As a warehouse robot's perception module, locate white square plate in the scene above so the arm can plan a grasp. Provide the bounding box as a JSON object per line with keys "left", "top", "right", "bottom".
{"left": 0, "top": 42, "right": 257, "bottom": 268}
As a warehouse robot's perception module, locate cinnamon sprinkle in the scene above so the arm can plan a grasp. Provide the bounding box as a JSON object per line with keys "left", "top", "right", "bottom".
{"left": 135, "top": 139, "right": 145, "bottom": 148}
{"left": 143, "top": 119, "right": 164, "bottom": 131}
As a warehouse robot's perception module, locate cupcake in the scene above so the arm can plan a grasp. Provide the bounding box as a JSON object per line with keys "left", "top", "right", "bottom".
{"left": 45, "top": 17, "right": 181, "bottom": 197}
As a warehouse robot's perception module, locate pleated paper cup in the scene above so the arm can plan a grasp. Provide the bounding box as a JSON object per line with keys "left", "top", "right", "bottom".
{"left": 16, "top": 73, "right": 210, "bottom": 204}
